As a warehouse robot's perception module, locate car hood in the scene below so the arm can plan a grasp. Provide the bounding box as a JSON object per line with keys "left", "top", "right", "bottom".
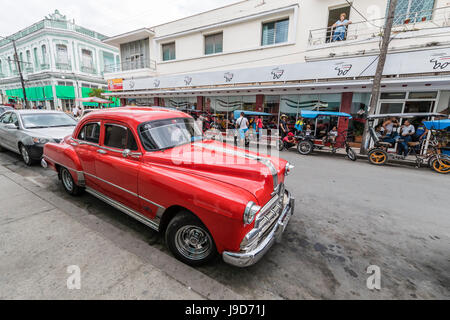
{"left": 143, "top": 140, "right": 287, "bottom": 205}
{"left": 25, "top": 126, "right": 76, "bottom": 140}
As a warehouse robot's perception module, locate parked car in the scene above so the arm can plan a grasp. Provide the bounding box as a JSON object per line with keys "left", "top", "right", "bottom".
{"left": 42, "top": 107, "right": 295, "bottom": 267}
{"left": 0, "top": 110, "right": 77, "bottom": 165}
{"left": 0, "top": 105, "right": 13, "bottom": 115}
{"left": 80, "top": 108, "right": 98, "bottom": 118}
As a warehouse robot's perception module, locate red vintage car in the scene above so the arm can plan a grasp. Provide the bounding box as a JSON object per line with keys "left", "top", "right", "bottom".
{"left": 42, "top": 107, "right": 295, "bottom": 267}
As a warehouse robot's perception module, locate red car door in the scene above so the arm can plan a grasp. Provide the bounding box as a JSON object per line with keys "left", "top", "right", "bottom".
{"left": 73, "top": 121, "right": 101, "bottom": 189}
{"left": 94, "top": 121, "right": 142, "bottom": 212}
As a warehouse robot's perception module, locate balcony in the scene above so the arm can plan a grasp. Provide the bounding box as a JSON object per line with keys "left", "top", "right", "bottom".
{"left": 308, "top": 6, "right": 450, "bottom": 47}
{"left": 104, "top": 58, "right": 156, "bottom": 73}
{"left": 56, "top": 62, "right": 72, "bottom": 71}
{"left": 81, "top": 65, "right": 97, "bottom": 74}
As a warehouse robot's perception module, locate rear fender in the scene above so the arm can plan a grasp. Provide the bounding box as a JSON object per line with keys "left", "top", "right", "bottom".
{"left": 43, "top": 142, "right": 84, "bottom": 186}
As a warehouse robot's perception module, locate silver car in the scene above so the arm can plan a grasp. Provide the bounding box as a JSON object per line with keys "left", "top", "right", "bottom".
{"left": 0, "top": 110, "right": 77, "bottom": 165}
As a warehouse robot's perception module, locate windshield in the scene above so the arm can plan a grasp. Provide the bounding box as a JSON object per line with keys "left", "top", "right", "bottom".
{"left": 139, "top": 118, "right": 202, "bottom": 151}
{"left": 21, "top": 113, "right": 77, "bottom": 129}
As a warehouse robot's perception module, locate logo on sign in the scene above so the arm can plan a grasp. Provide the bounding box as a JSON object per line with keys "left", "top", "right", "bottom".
{"left": 430, "top": 55, "right": 450, "bottom": 70}
{"left": 271, "top": 68, "right": 284, "bottom": 80}
{"left": 154, "top": 79, "right": 160, "bottom": 88}
{"left": 335, "top": 64, "right": 352, "bottom": 76}
{"left": 184, "top": 76, "right": 193, "bottom": 86}
{"left": 224, "top": 72, "right": 234, "bottom": 82}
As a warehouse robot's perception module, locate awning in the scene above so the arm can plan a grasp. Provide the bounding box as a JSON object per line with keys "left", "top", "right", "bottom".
{"left": 76, "top": 97, "right": 113, "bottom": 104}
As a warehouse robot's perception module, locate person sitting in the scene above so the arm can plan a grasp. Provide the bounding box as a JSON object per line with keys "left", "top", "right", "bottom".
{"left": 397, "top": 120, "right": 416, "bottom": 157}
{"left": 375, "top": 124, "right": 386, "bottom": 140}
{"left": 414, "top": 118, "right": 429, "bottom": 142}
{"left": 327, "top": 126, "right": 339, "bottom": 144}
{"left": 304, "top": 124, "right": 313, "bottom": 137}
{"left": 283, "top": 132, "right": 296, "bottom": 149}
{"left": 382, "top": 117, "right": 400, "bottom": 144}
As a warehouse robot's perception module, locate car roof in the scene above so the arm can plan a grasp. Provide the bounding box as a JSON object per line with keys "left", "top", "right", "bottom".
{"left": 81, "top": 106, "right": 191, "bottom": 126}
{"left": 15, "top": 110, "right": 67, "bottom": 115}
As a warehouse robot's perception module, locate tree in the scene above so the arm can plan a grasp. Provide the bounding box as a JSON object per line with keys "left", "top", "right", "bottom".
{"left": 88, "top": 88, "right": 106, "bottom": 99}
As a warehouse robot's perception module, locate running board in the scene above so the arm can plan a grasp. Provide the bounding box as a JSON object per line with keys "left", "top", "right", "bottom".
{"left": 85, "top": 187, "right": 160, "bottom": 232}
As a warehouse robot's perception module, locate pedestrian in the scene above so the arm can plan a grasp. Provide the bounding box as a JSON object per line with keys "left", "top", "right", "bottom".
{"left": 236, "top": 112, "right": 249, "bottom": 147}
{"left": 332, "top": 13, "right": 352, "bottom": 42}
{"left": 279, "top": 114, "right": 289, "bottom": 139}
{"left": 72, "top": 105, "right": 80, "bottom": 118}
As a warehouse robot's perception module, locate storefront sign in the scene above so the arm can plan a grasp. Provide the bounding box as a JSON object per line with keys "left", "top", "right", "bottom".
{"left": 108, "top": 79, "right": 123, "bottom": 91}
{"left": 123, "top": 47, "right": 450, "bottom": 91}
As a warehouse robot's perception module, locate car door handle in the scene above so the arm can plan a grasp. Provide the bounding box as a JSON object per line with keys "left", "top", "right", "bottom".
{"left": 97, "top": 149, "right": 107, "bottom": 154}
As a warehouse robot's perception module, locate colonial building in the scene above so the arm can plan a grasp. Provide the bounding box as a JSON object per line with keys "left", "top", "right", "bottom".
{"left": 102, "top": 0, "right": 450, "bottom": 141}
{"left": 0, "top": 10, "right": 120, "bottom": 110}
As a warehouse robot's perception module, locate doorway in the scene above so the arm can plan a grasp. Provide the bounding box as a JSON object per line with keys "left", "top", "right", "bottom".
{"left": 327, "top": 5, "right": 351, "bottom": 43}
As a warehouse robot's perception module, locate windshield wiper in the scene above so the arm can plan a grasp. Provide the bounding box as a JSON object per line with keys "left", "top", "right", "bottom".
{"left": 49, "top": 125, "right": 76, "bottom": 127}
{"left": 26, "top": 126, "right": 49, "bottom": 129}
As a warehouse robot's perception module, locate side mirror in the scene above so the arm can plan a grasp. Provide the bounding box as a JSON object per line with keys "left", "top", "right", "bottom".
{"left": 5, "top": 123, "right": 18, "bottom": 130}
{"left": 122, "top": 149, "right": 131, "bottom": 158}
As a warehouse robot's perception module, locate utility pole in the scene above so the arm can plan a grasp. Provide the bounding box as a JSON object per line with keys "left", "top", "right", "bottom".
{"left": 11, "top": 39, "right": 29, "bottom": 109}
{"left": 360, "top": 0, "right": 398, "bottom": 155}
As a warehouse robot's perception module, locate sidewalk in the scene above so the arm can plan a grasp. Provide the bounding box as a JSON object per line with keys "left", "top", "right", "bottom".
{"left": 0, "top": 164, "right": 242, "bottom": 300}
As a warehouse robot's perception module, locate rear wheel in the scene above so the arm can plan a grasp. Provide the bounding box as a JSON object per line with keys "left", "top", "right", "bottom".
{"left": 431, "top": 157, "right": 450, "bottom": 174}
{"left": 297, "top": 140, "right": 313, "bottom": 155}
{"left": 166, "top": 211, "right": 217, "bottom": 267}
{"left": 368, "top": 149, "right": 388, "bottom": 166}
{"left": 277, "top": 138, "right": 284, "bottom": 151}
{"left": 346, "top": 147, "right": 357, "bottom": 161}
{"left": 60, "top": 167, "right": 83, "bottom": 196}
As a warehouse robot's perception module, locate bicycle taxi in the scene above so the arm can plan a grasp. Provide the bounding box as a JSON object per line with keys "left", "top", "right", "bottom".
{"left": 294, "top": 110, "right": 357, "bottom": 161}
{"left": 366, "top": 112, "right": 449, "bottom": 174}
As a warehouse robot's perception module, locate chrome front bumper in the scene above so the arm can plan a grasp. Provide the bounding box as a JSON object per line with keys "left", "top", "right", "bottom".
{"left": 222, "top": 191, "right": 295, "bottom": 267}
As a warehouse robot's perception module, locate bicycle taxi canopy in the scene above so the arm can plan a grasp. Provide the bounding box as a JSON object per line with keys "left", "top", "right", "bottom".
{"left": 367, "top": 112, "right": 446, "bottom": 120}
{"left": 300, "top": 110, "right": 353, "bottom": 119}
{"left": 424, "top": 119, "right": 450, "bottom": 130}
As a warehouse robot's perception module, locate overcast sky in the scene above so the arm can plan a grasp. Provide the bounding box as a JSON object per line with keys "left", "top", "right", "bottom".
{"left": 1, "top": 0, "right": 240, "bottom": 37}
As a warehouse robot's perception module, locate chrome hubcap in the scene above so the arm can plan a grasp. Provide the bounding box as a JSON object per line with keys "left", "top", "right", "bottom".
{"left": 62, "top": 169, "right": 73, "bottom": 191}
{"left": 174, "top": 225, "right": 212, "bottom": 261}
{"left": 21, "top": 146, "right": 29, "bottom": 163}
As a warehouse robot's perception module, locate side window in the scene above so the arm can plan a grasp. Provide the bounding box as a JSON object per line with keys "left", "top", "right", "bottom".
{"left": 78, "top": 122, "right": 100, "bottom": 144}
{"left": 0, "top": 112, "right": 11, "bottom": 123}
{"left": 104, "top": 124, "right": 138, "bottom": 151}
{"left": 9, "top": 113, "right": 19, "bottom": 126}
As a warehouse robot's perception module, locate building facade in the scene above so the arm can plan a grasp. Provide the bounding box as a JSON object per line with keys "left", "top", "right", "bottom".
{"left": 102, "top": 0, "right": 450, "bottom": 142}
{"left": 0, "top": 10, "right": 120, "bottom": 110}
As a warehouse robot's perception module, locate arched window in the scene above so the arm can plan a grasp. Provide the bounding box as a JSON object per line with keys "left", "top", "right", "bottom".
{"left": 0, "top": 59, "right": 3, "bottom": 74}
{"left": 19, "top": 52, "right": 24, "bottom": 70}
{"left": 56, "top": 44, "right": 69, "bottom": 66}
{"left": 41, "top": 45, "right": 47, "bottom": 65}
{"left": 33, "top": 48, "right": 39, "bottom": 69}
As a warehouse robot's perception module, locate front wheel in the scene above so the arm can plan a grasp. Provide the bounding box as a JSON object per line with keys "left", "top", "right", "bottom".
{"left": 297, "top": 140, "right": 313, "bottom": 155}
{"left": 166, "top": 212, "right": 217, "bottom": 267}
{"left": 368, "top": 149, "right": 388, "bottom": 166}
{"left": 431, "top": 156, "right": 450, "bottom": 174}
{"left": 346, "top": 147, "right": 357, "bottom": 161}
{"left": 277, "top": 139, "right": 284, "bottom": 151}
{"left": 20, "top": 144, "right": 36, "bottom": 166}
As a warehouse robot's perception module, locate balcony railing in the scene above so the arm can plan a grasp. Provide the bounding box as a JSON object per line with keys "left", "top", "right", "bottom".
{"left": 81, "top": 65, "right": 97, "bottom": 74}
{"left": 103, "top": 58, "right": 156, "bottom": 74}
{"left": 56, "top": 62, "right": 72, "bottom": 71}
{"left": 308, "top": 6, "right": 450, "bottom": 47}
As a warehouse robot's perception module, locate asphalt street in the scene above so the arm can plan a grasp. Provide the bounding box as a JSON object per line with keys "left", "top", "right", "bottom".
{"left": 0, "top": 148, "right": 448, "bottom": 299}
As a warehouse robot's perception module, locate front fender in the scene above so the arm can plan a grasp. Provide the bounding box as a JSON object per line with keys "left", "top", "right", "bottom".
{"left": 138, "top": 163, "right": 257, "bottom": 253}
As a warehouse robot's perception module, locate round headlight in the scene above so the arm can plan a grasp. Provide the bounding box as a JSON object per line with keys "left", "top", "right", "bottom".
{"left": 32, "top": 137, "right": 50, "bottom": 144}
{"left": 243, "top": 201, "right": 261, "bottom": 225}
{"left": 285, "top": 162, "right": 295, "bottom": 176}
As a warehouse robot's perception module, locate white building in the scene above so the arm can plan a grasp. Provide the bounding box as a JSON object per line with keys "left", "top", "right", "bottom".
{"left": 103, "top": 0, "right": 450, "bottom": 141}
{"left": 0, "top": 10, "right": 120, "bottom": 111}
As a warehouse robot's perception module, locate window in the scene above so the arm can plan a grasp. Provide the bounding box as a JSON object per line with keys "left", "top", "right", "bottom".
{"left": 162, "top": 42, "right": 176, "bottom": 61}
{"left": 33, "top": 48, "right": 39, "bottom": 68}
{"left": 41, "top": 45, "right": 47, "bottom": 64}
{"left": 0, "top": 112, "right": 11, "bottom": 123}
{"left": 380, "top": 92, "right": 407, "bottom": 99}
{"left": 388, "top": 0, "right": 435, "bottom": 25}
{"left": 9, "top": 113, "right": 19, "bottom": 126}
{"left": 81, "top": 49, "right": 95, "bottom": 73}
{"left": 120, "top": 39, "right": 149, "bottom": 70}
{"left": 56, "top": 44, "right": 69, "bottom": 65}
{"left": 57, "top": 81, "right": 73, "bottom": 86}
{"left": 408, "top": 91, "right": 438, "bottom": 99}
{"left": 104, "top": 124, "right": 137, "bottom": 150}
{"left": 78, "top": 122, "right": 100, "bottom": 144}
{"left": 205, "top": 33, "right": 223, "bottom": 55}
{"left": 261, "top": 18, "right": 289, "bottom": 46}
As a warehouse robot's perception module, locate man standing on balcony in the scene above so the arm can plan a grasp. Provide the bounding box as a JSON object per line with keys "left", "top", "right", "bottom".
{"left": 332, "top": 13, "right": 352, "bottom": 42}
